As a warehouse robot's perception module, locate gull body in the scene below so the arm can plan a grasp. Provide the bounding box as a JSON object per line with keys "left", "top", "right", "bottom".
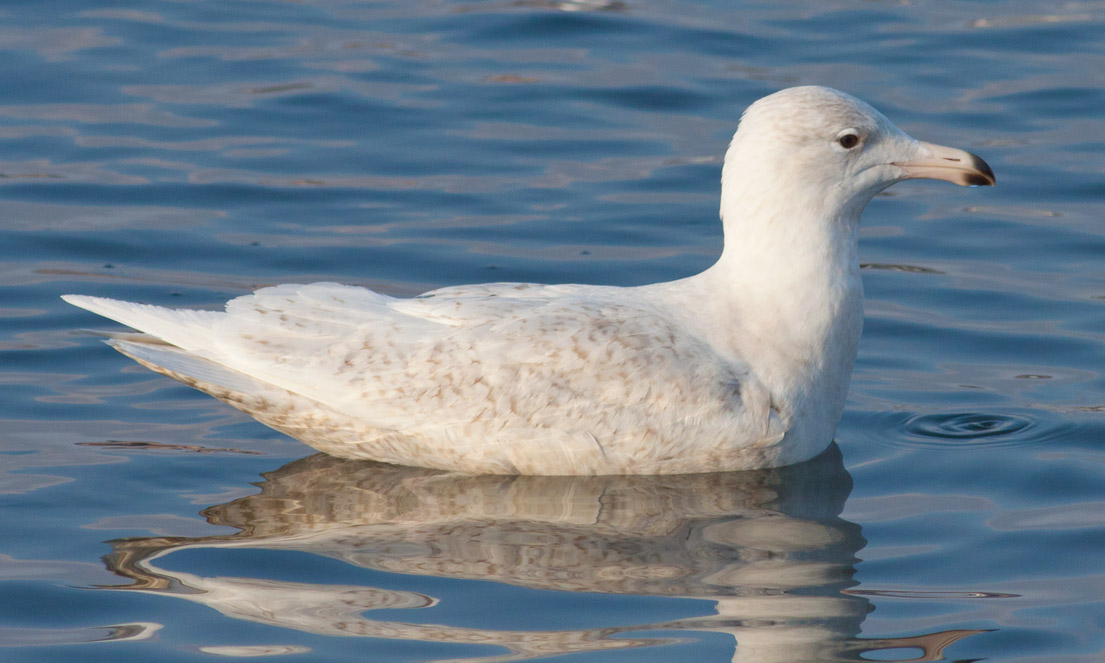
{"left": 63, "top": 86, "right": 994, "bottom": 475}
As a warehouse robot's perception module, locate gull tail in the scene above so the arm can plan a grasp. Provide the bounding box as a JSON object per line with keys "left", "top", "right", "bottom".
{"left": 62, "top": 294, "right": 264, "bottom": 402}
{"left": 61, "top": 295, "right": 222, "bottom": 355}
{"left": 107, "top": 335, "right": 378, "bottom": 464}
{"left": 110, "top": 339, "right": 268, "bottom": 398}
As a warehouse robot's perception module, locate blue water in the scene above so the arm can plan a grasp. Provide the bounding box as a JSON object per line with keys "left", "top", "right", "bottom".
{"left": 1, "top": 1, "right": 1103, "bottom": 661}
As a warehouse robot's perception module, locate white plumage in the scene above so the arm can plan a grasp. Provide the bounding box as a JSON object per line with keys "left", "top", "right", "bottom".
{"left": 63, "top": 86, "right": 994, "bottom": 475}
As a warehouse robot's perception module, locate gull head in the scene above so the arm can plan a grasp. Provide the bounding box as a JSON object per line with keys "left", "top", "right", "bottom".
{"left": 721, "top": 86, "right": 995, "bottom": 222}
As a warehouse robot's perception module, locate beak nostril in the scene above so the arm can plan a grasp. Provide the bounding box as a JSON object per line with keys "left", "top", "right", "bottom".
{"left": 942, "top": 157, "right": 961, "bottom": 162}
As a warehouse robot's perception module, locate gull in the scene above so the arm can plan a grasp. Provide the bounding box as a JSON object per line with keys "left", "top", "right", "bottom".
{"left": 63, "top": 86, "right": 995, "bottom": 475}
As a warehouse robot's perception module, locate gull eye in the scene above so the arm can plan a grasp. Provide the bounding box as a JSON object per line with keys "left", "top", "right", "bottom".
{"left": 837, "top": 132, "right": 860, "bottom": 149}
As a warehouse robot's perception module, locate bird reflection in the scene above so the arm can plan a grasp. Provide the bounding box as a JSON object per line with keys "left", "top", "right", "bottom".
{"left": 101, "top": 445, "right": 984, "bottom": 662}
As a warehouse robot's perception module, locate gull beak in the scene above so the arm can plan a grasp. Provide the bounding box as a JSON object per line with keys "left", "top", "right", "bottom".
{"left": 894, "top": 140, "right": 996, "bottom": 187}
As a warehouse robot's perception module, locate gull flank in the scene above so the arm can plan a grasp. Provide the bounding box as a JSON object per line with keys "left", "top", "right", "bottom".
{"left": 63, "top": 86, "right": 995, "bottom": 475}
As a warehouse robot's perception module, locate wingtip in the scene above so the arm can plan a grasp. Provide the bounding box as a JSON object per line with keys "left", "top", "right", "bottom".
{"left": 61, "top": 294, "right": 100, "bottom": 310}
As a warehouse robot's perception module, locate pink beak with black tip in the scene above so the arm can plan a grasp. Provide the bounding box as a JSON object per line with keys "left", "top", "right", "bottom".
{"left": 895, "top": 141, "right": 996, "bottom": 187}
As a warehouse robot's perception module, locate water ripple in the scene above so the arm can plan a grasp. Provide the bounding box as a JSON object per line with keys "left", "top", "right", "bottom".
{"left": 855, "top": 409, "right": 1069, "bottom": 452}
{"left": 907, "top": 412, "right": 1034, "bottom": 443}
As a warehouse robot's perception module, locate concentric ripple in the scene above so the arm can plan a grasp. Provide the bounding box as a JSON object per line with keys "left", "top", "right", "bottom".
{"left": 906, "top": 412, "right": 1034, "bottom": 443}
{"left": 850, "top": 409, "right": 1068, "bottom": 452}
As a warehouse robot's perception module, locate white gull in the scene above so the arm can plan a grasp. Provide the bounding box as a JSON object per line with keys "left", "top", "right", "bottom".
{"left": 63, "top": 86, "right": 995, "bottom": 475}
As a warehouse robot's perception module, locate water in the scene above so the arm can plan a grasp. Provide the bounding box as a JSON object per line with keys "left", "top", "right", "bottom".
{"left": 2, "top": 1, "right": 1103, "bottom": 660}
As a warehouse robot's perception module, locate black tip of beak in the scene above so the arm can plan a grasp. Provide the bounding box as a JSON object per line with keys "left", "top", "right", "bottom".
{"left": 968, "top": 153, "right": 996, "bottom": 186}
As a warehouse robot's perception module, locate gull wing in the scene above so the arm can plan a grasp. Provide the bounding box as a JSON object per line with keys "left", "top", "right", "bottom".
{"left": 64, "top": 282, "right": 783, "bottom": 473}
